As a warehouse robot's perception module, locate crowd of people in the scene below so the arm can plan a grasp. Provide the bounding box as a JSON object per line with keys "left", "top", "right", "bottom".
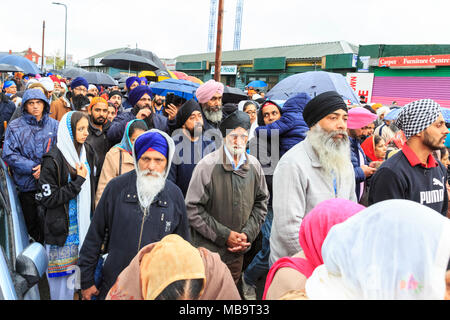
{"left": 0, "top": 71, "right": 449, "bottom": 301}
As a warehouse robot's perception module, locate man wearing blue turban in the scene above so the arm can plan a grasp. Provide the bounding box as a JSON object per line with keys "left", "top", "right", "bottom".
{"left": 121, "top": 76, "right": 141, "bottom": 110}
{"left": 107, "top": 85, "right": 169, "bottom": 145}
{"left": 79, "top": 129, "right": 190, "bottom": 300}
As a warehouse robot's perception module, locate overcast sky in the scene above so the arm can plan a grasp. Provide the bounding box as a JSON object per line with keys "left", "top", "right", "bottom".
{"left": 3, "top": 0, "right": 450, "bottom": 63}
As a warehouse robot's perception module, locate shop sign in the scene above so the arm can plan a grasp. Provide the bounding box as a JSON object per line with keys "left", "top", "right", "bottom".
{"left": 210, "top": 65, "right": 238, "bottom": 75}
{"left": 345, "top": 72, "right": 375, "bottom": 105}
{"left": 378, "top": 54, "right": 450, "bottom": 67}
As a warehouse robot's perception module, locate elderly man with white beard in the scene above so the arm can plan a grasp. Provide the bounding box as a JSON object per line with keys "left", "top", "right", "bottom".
{"left": 185, "top": 110, "right": 269, "bottom": 284}
{"left": 78, "top": 129, "right": 190, "bottom": 300}
{"left": 269, "top": 91, "right": 358, "bottom": 266}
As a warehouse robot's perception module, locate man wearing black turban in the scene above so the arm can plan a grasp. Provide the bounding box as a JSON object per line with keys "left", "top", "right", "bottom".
{"left": 270, "top": 91, "right": 358, "bottom": 265}
{"left": 167, "top": 99, "right": 216, "bottom": 197}
{"left": 185, "top": 110, "right": 269, "bottom": 284}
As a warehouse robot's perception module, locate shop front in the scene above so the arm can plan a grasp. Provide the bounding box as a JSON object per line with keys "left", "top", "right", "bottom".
{"left": 371, "top": 54, "right": 450, "bottom": 108}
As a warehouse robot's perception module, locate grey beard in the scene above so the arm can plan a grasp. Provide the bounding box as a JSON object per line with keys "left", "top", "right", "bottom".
{"left": 307, "top": 125, "right": 352, "bottom": 177}
{"left": 136, "top": 169, "right": 166, "bottom": 210}
{"left": 203, "top": 109, "right": 223, "bottom": 123}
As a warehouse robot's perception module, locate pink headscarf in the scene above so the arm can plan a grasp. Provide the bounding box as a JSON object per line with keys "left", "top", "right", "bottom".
{"left": 347, "top": 107, "right": 377, "bottom": 129}
{"left": 262, "top": 198, "right": 365, "bottom": 300}
{"left": 195, "top": 79, "right": 224, "bottom": 104}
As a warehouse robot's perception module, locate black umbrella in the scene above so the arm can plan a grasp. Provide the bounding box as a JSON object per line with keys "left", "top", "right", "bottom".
{"left": 222, "top": 86, "right": 248, "bottom": 104}
{"left": 100, "top": 52, "right": 159, "bottom": 72}
{"left": 61, "top": 67, "right": 89, "bottom": 79}
{"left": 83, "top": 71, "right": 117, "bottom": 86}
{"left": 120, "top": 48, "right": 166, "bottom": 70}
{"left": 0, "top": 63, "right": 24, "bottom": 72}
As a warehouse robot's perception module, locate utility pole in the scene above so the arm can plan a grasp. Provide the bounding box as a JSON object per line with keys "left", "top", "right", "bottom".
{"left": 214, "top": 0, "right": 224, "bottom": 82}
{"left": 41, "top": 20, "right": 45, "bottom": 71}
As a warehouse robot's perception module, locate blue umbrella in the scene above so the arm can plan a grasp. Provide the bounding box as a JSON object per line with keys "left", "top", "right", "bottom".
{"left": 384, "top": 107, "right": 450, "bottom": 123}
{"left": 383, "top": 108, "right": 403, "bottom": 121}
{"left": 247, "top": 80, "right": 267, "bottom": 87}
{"left": 149, "top": 79, "right": 200, "bottom": 100}
{"left": 0, "top": 55, "right": 41, "bottom": 74}
{"left": 266, "top": 71, "right": 360, "bottom": 104}
{"left": 440, "top": 108, "right": 450, "bottom": 123}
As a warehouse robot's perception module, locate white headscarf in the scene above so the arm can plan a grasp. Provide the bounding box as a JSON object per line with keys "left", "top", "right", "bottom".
{"left": 56, "top": 111, "right": 92, "bottom": 248}
{"left": 237, "top": 100, "right": 259, "bottom": 140}
{"left": 305, "top": 199, "right": 450, "bottom": 300}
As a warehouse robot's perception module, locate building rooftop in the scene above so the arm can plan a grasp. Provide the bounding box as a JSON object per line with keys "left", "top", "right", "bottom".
{"left": 175, "top": 40, "right": 359, "bottom": 63}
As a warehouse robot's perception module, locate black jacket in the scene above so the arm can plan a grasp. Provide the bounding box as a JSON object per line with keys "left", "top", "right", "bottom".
{"left": 38, "top": 144, "right": 97, "bottom": 246}
{"left": 0, "top": 92, "right": 16, "bottom": 141}
{"left": 86, "top": 118, "right": 112, "bottom": 175}
{"left": 78, "top": 169, "right": 190, "bottom": 299}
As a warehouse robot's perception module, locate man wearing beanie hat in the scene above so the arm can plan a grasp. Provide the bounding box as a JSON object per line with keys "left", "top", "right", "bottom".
{"left": 107, "top": 85, "right": 168, "bottom": 145}
{"left": 369, "top": 99, "right": 449, "bottom": 216}
{"left": 49, "top": 76, "right": 90, "bottom": 121}
{"left": 186, "top": 110, "right": 269, "bottom": 284}
{"left": 79, "top": 129, "right": 190, "bottom": 300}
{"left": 168, "top": 99, "right": 216, "bottom": 197}
{"left": 270, "top": 91, "right": 357, "bottom": 265}
{"left": 109, "top": 90, "right": 124, "bottom": 111}
{"left": 195, "top": 79, "right": 225, "bottom": 131}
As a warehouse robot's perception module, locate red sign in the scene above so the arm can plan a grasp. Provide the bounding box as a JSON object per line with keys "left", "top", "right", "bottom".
{"left": 378, "top": 54, "right": 450, "bottom": 67}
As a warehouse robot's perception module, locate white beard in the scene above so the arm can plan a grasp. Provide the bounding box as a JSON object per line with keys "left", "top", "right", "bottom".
{"left": 307, "top": 125, "right": 352, "bottom": 177}
{"left": 225, "top": 140, "right": 246, "bottom": 157}
{"left": 203, "top": 109, "right": 223, "bottom": 123}
{"left": 136, "top": 169, "right": 166, "bottom": 210}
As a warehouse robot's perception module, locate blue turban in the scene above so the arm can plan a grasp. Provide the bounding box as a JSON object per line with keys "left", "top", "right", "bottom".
{"left": 70, "top": 77, "right": 89, "bottom": 90}
{"left": 3, "top": 80, "right": 15, "bottom": 89}
{"left": 134, "top": 131, "right": 168, "bottom": 161}
{"left": 128, "top": 85, "right": 153, "bottom": 107}
{"left": 126, "top": 76, "right": 141, "bottom": 90}
{"left": 140, "top": 77, "right": 148, "bottom": 85}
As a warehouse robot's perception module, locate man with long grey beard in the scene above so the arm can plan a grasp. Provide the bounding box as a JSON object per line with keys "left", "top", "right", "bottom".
{"left": 195, "top": 79, "right": 225, "bottom": 131}
{"left": 269, "top": 91, "right": 357, "bottom": 266}
{"left": 78, "top": 129, "right": 190, "bottom": 300}
{"left": 186, "top": 110, "right": 269, "bottom": 284}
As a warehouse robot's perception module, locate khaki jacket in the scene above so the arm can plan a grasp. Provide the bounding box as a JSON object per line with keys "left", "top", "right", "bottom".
{"left": 49, "top": 94, "right": 72, "bottom": 121}
{"left": 185, "top": 146, "right": 269, "bottom": 263}
{"left": 95, "top": 147, "right": 135, "bottom": 207}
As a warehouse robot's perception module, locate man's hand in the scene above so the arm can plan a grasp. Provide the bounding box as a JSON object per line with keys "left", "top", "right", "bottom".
{"left": 361, "top": 165, "right": 376, "bottom": 177}
{"left": 32, "top": 165, "right": 41, "bottom": 180}
{"left": 136, "top": 108, "right": 151, "bottom": 120}
{"left": 165, "top": 103, "right": 178, "bottom": 120}
{"left": 226, "top": 231, "right": 250, "bottom": 253}
{"left": 82, "top": 285, "right": 99, "bottom": 300}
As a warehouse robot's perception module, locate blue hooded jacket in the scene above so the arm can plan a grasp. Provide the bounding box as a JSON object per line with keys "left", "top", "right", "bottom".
{"left": 254, "top": 92, "right": 311, "bottom": 157}
{"left": 2, "top": 89, "right": 59, "bottom": 192}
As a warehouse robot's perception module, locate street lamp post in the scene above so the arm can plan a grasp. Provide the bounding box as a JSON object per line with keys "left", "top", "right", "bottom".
{"left": 52, "top": 2, "right": 67, "bottom": 69}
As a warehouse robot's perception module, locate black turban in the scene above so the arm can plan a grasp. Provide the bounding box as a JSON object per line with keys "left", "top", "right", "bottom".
{"left": 174, "top": 99, "right": 202, "bottom": 130}
{"left": 219, "top": 110, "right": 251, "bottom": 137}
{"left": 302, "top": 91, "right": 348, "bottom": 128}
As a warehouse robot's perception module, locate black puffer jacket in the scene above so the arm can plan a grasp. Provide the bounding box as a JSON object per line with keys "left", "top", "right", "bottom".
{"left": 38, "top": 143, "right": 97, "bottom": 246}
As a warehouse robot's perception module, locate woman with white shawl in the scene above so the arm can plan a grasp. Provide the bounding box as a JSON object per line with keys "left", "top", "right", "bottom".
{"left": 238, "top": 100, "right": 259, "bottom": 140}
{"left": 39, "top": 111, "right": 97, "bottom": 300}
{"left": 305, "top": 199, "right": 450, "bottom": 300}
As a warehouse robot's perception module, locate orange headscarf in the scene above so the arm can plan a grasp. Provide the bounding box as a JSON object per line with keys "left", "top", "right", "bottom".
{"left": 361, "top": 136, "right": 383, "bottom": 162}
{"left": 88, "top": 97, "right": 108, "bottom": 111}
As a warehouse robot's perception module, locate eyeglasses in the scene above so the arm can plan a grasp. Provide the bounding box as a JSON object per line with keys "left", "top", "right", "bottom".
{"left": 73, "top": 87, "right": 87, "bottom": 94}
